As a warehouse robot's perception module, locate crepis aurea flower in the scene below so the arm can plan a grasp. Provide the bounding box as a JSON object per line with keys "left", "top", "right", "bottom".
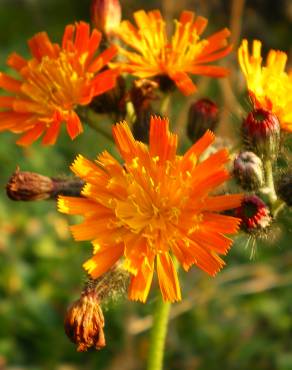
{"left": 58, "top": 116, "right": 242, "bottom": 303}
{"left": 0, "top": 22, "right": 118, "bottom": 145}
{"left": 110, "top": 10, "right": 232, "bottom": 95}
{"left": 238, "top": 39, "right": 292, "bottom": 132}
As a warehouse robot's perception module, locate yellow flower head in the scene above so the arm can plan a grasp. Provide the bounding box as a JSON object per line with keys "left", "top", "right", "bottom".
{"left": 111, "top": 10, "right": 232, "bottom": 95}
{"left": 238, "top": 39, "right": 292, "bottom": 132}
{"left": 0, "top": 22, "right": 119, "bottom": 145}
{"left": 58, "top": 117, "right": 242, "bottom": 302}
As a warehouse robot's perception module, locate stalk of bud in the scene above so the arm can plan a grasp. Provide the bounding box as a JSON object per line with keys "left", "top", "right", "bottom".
{"left": 233, "top": 151, "right": 264, "bottom": 191}
{"left": 187, "top": 98, "right": 219, "bottom": 142}
{"left": 91, "top": 0, "right": 121, "bottom": 38}
{"left": 235, "top": 195, "right": 271, "bottom": 233}
{"left": 64, "top": 289, "right": 105, "bottom": 352}
{"left": 242, "top": 108, "right": 280, "bottom": 160}
{"left": 6, "top": 168, "right": 84, "bottom": 201}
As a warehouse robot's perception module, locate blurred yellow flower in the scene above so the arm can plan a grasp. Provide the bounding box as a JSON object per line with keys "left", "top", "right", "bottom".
{"left": 0, "top": 22, "right": 118, "bottom": 145}
{"left": 59, "top": 116, "right": 242, "bottom": 302}
{"left": 238, "top": 39, "right": 292, "bottom": 132}
{"left": 111, "top": 10, "right": 232, "bottom": 95}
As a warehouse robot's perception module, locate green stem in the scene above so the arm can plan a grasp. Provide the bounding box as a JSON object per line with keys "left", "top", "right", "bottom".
{"left": 77, "top": 107, "right": 114, "bottom": 143}
{"left": 264, "top": 159, "right": 277, "bottom": 206}
{"left": 87, "top": 118, "right": 114, "bottom": 142}
{"left": 147, "top": 298, "right": 171, "bottom": 370}
{"left": 271, "top": 199, "right": 286, "bottom": 218}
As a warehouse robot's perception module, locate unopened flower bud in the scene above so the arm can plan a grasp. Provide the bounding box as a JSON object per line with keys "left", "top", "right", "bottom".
{"left": 89, "top": 75, "right": 126, "bottom": 119}
{"left": 235, "top": 195, "right": 271, "bottom": 233}
{"left": 233, "top": 151, "right": 264, "bottom": 190}
{"left": 277, "top": 171, "right": 292, "bottom": 206}
{"left": 187, "top": 98, "right": 219, "bottom": 142}
{"left": 242, "top": 108, "right": 280, "bottom": 160}
{"left": 6, "top": 168, "right": 84, "bottom": 201}
{"left": 64, "top": 289, "right": 106, "bottom": 352}
{"left": 91, "top": 0, "right": 121, "bottom": 38}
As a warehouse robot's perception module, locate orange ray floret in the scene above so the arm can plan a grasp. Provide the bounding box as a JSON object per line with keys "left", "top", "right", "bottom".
{"left": 238, "top": 39, "right": 292, "bottom": 132}
{"left": 0, "top": 22, "right": 119, "bottom": 145}
{"left": 110, "top": 10, "right": 232, "bottom": 95}
{"left": 58, "top": 116, "right": 242, "bottom": 303}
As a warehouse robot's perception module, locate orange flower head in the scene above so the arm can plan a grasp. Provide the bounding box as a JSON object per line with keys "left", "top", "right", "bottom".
{"left": 238, "top": 39, "right": 292, "bottom": 132}
{"left": 110, "top": 10, "right": 232, "bottom": 95}
{"left": 0, "top": 22, "right": 118, "bottom": 145}
{"left": 58, "top": 116, "right": 242, "bottom": 302}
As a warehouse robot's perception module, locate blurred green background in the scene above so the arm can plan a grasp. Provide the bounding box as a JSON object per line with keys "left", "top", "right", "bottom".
{"left": 0, "top": 0, "right": 292, "bottom": 369}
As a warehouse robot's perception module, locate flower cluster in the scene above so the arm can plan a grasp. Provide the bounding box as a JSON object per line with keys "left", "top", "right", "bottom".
{"left": 1, "top": 0, "right": 291, "bottom": 354}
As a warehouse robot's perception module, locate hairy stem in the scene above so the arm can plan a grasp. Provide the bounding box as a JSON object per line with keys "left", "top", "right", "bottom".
{"left": 264, "top": 159, "right": 277, "bottom": 206}
{"left": 147, "top": 297, "right": 171, "bottom": 370}
{"left": 77, "top": 107, "right": 114, "bottom": 143}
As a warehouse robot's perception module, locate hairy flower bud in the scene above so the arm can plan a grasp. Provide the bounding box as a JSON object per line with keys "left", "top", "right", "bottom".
{"left": 91, "top": 0, "right": 121, "bottom": 37}
{"left": 6, "top": 168, "right": 54, "bottom": 201}
{"left": 89, "top": 75, "right": 126, "bottom": 119}
{"left": 242, "top": 108, "right": 280, "bottom": 160}
{"left": 6, "top": 168, "right": 84, "bottom": 201}
{"left": 64, "top": 289, "right": 106, "bottom": 352}
{"left": 235, "top": 195, "right": 271, "bottom": 233}
{"left": 187, "top": 98, "right": 219, "bottom": 142}
{"left": 233, "top": 151, "right": 264, "bottom": 190}
{"left": 277, "top": 171, "right": 292, "bottom": 206}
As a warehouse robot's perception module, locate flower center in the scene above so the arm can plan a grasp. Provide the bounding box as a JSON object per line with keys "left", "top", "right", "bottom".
{"left": 21, "top": 51, "right": 91, "bottom": 120}
{"left": 115, "top": 157, "right": 184, "bottom": 252}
